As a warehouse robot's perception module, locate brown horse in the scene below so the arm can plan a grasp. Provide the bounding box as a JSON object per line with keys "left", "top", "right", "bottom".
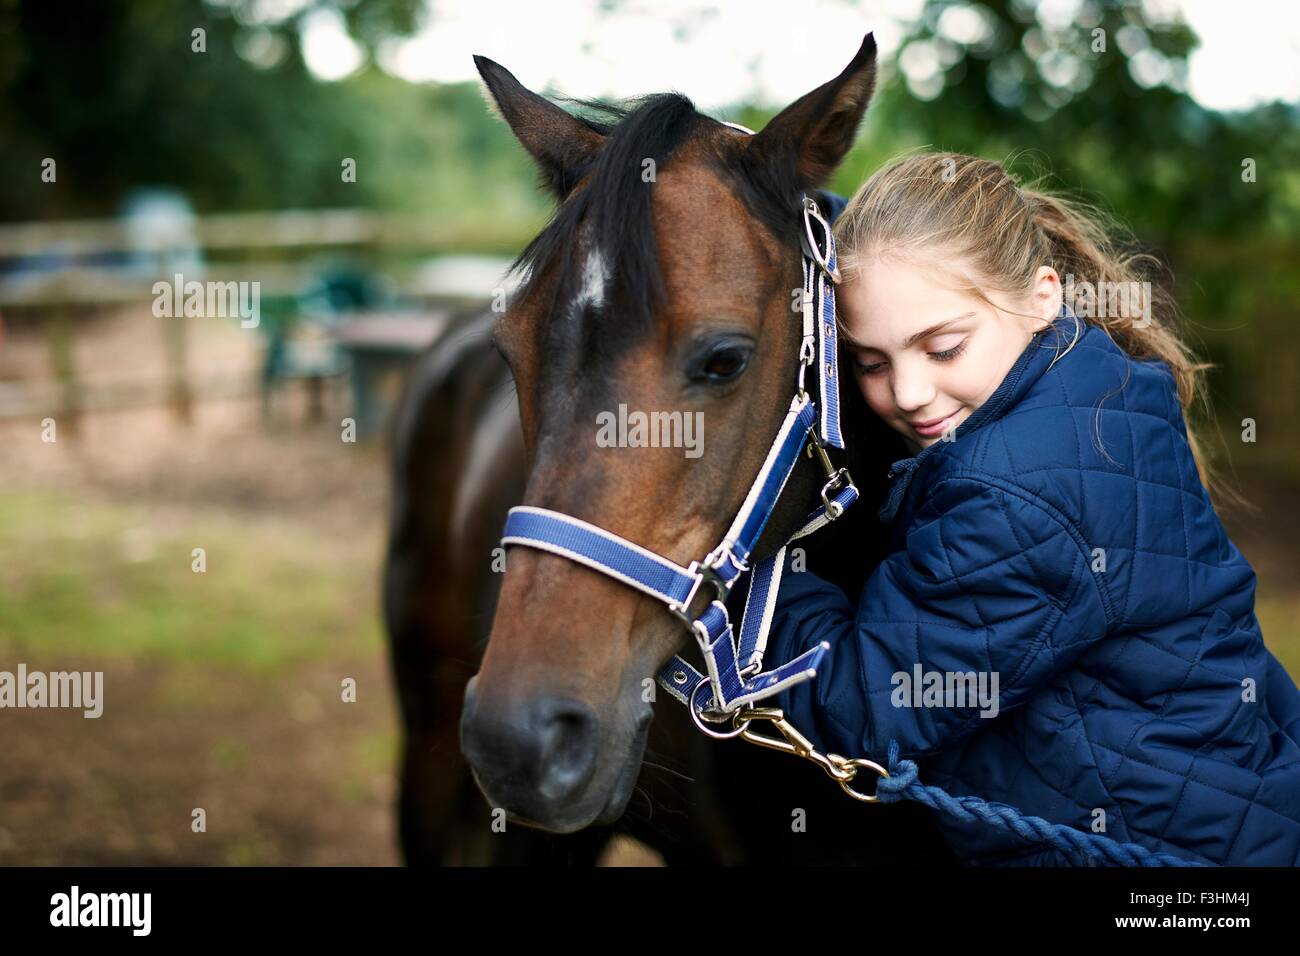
{"left": 384, "top": 34, "right": 955, "bottom": 864}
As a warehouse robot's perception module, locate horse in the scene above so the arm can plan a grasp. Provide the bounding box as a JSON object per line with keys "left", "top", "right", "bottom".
{"left": 383, "top": 33, "right": 956, "bottom": 865}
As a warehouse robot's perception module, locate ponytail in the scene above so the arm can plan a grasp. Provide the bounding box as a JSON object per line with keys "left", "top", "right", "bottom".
{"left": 833, "top": 151, "right": 1242, "bottom": 511}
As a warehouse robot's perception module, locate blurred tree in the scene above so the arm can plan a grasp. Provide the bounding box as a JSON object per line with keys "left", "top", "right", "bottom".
{"left": 214, "top": 0, "right": 424, "bottom": 56}
{"left": 0, "top": 0, "right": 421, "bottom": 218}
{"left": 822, "top": 0, "right": 1300, "bottom": 244}
{"left": 0, "top": 0, "right": 550, "bottom": 243}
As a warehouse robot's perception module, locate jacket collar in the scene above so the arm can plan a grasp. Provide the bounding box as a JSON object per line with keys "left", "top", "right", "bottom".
{"left": 877, "top": 304, "right": 1085, "bottom": 524}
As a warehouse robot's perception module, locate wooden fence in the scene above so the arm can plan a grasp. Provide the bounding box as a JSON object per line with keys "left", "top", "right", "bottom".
{"left": 0, "top": 209, "right": 513, "bottom": 431}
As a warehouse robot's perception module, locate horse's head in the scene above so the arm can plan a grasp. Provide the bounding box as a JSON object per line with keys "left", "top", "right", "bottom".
{"left": 461, "top": 35, "right": 878, "bottom": 831}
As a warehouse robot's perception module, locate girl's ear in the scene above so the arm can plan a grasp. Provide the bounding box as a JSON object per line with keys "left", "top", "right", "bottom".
{"left": 1032, "top": 266, "right": 1064, "bottom": 326}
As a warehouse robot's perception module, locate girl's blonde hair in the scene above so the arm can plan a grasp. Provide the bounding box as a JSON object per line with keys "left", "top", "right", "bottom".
{"left": 833, "top": 150, "right": 1236, "bottom": 507}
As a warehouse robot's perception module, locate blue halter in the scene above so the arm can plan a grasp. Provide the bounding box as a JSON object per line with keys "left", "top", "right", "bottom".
{"left": 500, "top": 193, "right": 854, "bottom": 724}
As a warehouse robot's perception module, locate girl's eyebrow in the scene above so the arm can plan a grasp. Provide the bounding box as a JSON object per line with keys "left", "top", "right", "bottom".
{"left": 843, "top": 312, "right": 976, "bottom": 352}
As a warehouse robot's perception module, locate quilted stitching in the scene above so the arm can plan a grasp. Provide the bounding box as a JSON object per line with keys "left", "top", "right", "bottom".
{"left": 767, "top": 312, "right": 1300, "bottom": 866}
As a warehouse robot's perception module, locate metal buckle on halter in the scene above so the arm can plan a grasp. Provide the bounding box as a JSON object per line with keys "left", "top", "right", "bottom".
{"left": 801, "top": 418, "right": 855, "bottom": 519}
{"left": 702, "top": 543, "right": 745, "bottom": 590}
{"left": 799, "top": 336, "right": 816, "bottom": 366}
{"left": 666, "top": 559, "right": 732, "bottom": 632}
{"left": 797, "top": 338, "right": 815, "bottom": 399}
{"left": 819, "top": 468, "right": 856, "bottom": 520}
{"left": 666, "top": 571, "right": 705, "bottom": 632}
{"left": 805, "top": 420, "right": 840, "bottom": 476}
{"left": 801, "top": 195, "right": 842, "bottom": 285}
{"left": 689, "top": 680, "right": 750, "bottom": 739}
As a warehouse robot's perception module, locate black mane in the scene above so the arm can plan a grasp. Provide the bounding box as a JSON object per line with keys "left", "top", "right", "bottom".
{"left": 507, "top": 92, "right": 705, "bottom": 344}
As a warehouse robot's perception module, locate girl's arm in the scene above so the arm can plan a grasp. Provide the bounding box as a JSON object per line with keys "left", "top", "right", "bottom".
{"left": 765, "top": 475, "right": 1112, "bottom": 760}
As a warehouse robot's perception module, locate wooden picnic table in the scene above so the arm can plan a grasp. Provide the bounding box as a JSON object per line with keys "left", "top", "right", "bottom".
{"left": 330, "top": 311, "right": 451, "bottom": 438}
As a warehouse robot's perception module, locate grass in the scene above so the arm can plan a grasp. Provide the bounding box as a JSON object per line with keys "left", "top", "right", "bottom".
{"left": 0, "top": 486, "right": 402, "bottom": 864}
{"left": 0, "top": 489, "right": 384, "bottom": 675}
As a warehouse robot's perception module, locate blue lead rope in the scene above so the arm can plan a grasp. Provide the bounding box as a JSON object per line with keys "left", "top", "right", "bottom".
{"left": 876, "top": 740, "right": 1208, "bottom": 867}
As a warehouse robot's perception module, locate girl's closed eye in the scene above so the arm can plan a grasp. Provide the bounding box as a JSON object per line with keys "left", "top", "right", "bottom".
{"left": 930, "top": 338, "right": 968, "bottom": 362}
{"left": 853, "top": 337, "right": 969, "bottom": 374}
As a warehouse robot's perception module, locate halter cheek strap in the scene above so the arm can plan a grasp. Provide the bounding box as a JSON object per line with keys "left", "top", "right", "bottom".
{"left": 498, "top": 193, "right": 854, "bottom": 719}
{"left": 801, "top": 195, "right": 844, "bottom": 448}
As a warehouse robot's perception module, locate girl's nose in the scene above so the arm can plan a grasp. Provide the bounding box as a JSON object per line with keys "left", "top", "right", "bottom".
{"left": 892, "top": 362, "right": 937, "bottom": 413}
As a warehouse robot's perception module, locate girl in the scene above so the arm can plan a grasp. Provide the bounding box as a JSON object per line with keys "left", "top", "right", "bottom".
{"left": 767, "top": 152, "right": 1300, "bottom": 866}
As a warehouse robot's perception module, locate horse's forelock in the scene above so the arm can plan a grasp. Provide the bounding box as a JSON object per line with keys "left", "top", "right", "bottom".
{"left": 508, "top": 93, "right": 707, "bottom": 345}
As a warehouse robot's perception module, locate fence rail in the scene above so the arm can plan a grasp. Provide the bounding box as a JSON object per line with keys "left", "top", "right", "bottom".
{"left": 0, "top": 208, "right": 527, "bottom": 262}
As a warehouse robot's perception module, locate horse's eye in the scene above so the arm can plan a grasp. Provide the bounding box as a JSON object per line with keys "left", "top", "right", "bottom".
{"left": 696, "top": 343, "right": 752, "bottom": 383}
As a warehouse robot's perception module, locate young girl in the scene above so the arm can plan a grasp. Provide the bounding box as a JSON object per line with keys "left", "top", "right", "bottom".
{"left": 767, "top": 152, "right": 1300, "bottom": 866}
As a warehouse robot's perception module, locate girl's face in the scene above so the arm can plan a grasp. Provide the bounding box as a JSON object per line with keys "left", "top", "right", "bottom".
{"left": 838, "top": 256, "right": 1062, "bottom": 455}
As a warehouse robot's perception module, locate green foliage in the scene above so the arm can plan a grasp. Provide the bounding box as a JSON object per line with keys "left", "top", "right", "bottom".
{"left": 0, "top": 490, "right": 384, "bottom": 674}
{"left": 0, "top": 0, "right": 552, "bottom": 239}
{"left": 857, "top": 0, "right": 1300, "bottom": 242}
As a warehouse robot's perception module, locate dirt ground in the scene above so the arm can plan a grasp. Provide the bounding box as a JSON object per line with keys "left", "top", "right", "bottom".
{"left": 0, "top": 308, "right": 395, "bottom": 863}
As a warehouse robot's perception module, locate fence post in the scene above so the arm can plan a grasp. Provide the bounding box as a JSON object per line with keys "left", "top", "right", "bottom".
{"left": 49, "top": 302, "right": 80, "bottom": 437}
{"left": 163, "top": 307, "right": 192, "bottom": 424}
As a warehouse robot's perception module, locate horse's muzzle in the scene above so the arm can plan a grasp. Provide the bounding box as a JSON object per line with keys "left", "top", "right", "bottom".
{"left": 460, "top": 675, "right": 616, "bottom": 831}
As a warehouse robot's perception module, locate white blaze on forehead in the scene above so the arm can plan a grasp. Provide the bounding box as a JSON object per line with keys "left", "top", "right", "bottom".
{"left": 570, "top": 245, "right": 609, "bottom": 316}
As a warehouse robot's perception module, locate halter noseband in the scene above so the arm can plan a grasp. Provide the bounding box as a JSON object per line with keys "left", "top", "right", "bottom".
{"left": 499, "top": 193, "right": 856, "bottom": 722}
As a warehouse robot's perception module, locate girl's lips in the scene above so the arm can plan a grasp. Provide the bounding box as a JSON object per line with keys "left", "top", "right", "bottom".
{"left": 911, "top": 409, "right": 961, "bottom": 437}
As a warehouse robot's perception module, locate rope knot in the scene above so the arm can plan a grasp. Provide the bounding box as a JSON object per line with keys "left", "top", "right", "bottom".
{"left": 876, "top": 739, "right": 917, "bottom": 803}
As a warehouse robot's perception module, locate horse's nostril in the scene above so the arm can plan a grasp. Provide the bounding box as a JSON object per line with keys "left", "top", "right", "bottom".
{"left": 460, "top": 693, "right": 602, "bottom": 820}
{"left": 532, "top": 697, "right": 598, "bottom": 800}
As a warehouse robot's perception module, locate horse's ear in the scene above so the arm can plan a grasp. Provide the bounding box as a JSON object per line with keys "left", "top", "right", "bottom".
{"left": 746, "top": 33, "right": 877, "bottom": 189}
{"left": 473, "top": 55, "right": 604, "bottom": 200}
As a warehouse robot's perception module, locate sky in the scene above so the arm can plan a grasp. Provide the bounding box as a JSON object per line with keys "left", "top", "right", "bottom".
{"left": 290, "top": 0, "right": 1300, "bottom": 113}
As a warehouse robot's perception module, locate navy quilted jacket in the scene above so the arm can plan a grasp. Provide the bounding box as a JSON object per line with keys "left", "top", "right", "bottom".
{"left": 767, "top": 309, "right": 1300, "bottom": 866}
